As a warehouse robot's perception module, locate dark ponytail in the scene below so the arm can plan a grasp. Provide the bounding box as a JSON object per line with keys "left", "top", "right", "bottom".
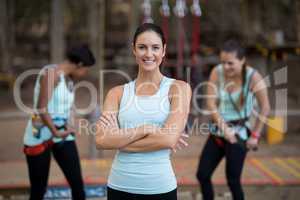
{"left": 240, "top": 63, "right": 247, "bottom": 106}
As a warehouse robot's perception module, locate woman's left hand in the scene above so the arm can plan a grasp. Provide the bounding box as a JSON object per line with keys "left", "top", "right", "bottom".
{"left": 172, "top": 133, "right": 189, "bottom": 153}
{"left": 246, "top": 137, "right": 258, "bottom": 150}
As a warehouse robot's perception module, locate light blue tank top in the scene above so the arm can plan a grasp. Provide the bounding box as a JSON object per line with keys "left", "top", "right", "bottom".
{"left": 107, "top": 76, "right": 177, "bottom": 194}
{"left": 215, "top": 64, "right": 255, "bottom": 140}
{"left": 23, "top": 64, "right": 75, "bottom": 146}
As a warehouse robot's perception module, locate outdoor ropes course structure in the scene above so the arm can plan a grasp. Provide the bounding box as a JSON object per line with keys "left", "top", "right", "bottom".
{"left": 141, "top": 0, "right": 202, "bottom": 79}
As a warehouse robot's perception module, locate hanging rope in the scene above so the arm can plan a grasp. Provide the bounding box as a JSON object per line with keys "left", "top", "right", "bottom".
{"left": 174, "top": 0, "right": 187, "bottom": 79}
{"left": 160, "top": 0, "right": 171, "bottom": 68}
{"left": 141, "top": 0, "right": 153, "bottom": 23}
{"left": 160, "top": 0, "right": 170, "bottom": 43}
{"left": 191, "top": 0, "right": 202, "bottom": 66}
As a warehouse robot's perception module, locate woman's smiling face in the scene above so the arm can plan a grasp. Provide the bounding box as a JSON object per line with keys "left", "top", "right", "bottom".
{"left": 220, "top": 51, "right": 245, "bottom": 78}
{"left": 133, "top": 31, "right": 166, "bottom": 72}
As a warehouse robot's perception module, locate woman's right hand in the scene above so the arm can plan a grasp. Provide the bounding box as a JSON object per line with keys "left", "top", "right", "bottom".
{"left": 53, "top": 128, "right": 74, "bottom": 138}
{"left": 224, "top": 128, "right": 237, "bottom": 144}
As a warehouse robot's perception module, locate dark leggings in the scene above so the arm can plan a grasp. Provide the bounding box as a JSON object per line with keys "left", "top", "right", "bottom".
{"left": 26, "top": 141, "right": 85, "bottom": 200}
{"left": 107, "top": 187, "right": 177, "bottom": 200}
{"left": 196, "top": 136, "right": 247, "bottom": 200}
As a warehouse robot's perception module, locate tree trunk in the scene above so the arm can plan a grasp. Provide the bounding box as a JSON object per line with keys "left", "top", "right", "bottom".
{"left": 128, "top": 0, "right": 140, "bottom": 48}
{"left": 88, "top": 0, "right": 105, "bottom": 76}
{"left": 0, "top": 0, "right": 14, "bottom": 72}
{"left": 87, "top": 0, "right": 105, "bottom": 158}
{"left": 296, "top": 0, "right": 300, "bottom": 44}
{"left": 241, "top": 0, "right": 249, "bottom": 42}
{"left": 50, "top": 0, "right": 65, "bottom": 63}
{"left": 252, "top": 1, "right": 262, "bottom": 42}
{"left": 0, "top": 0, "right": 8, "bottom": 71}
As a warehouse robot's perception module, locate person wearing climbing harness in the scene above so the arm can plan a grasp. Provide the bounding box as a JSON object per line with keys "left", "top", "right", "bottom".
{"left": 196, "top": 39, "right": 270, "bottom": 200}
{"left": 95, "top": 23, "right": 191, "bottom": 200}
{"left": 23, "top": 45, "right": 95, "bottom": 200}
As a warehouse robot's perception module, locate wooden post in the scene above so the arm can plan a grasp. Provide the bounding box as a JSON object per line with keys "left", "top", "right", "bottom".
{"left": 50, "top": 0, "right": 65, "bottom": 63}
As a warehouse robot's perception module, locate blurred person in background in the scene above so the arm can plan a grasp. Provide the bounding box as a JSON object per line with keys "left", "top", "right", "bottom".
{"left": 196, "top": 39, "right": 270, "bottom": 200}
{"left": 23, "top": 45, "right": 95, "bottom": 200}
{"left": 95, "top": 23, "right": 191, "bottom": 200}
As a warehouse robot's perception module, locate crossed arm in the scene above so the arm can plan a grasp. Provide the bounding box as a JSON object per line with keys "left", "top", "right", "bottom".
{"left": 95, "top": 80, "right": 192, "bottom": 152}
{"left": 249, "top": 70, "right": 270, "bottom": 135}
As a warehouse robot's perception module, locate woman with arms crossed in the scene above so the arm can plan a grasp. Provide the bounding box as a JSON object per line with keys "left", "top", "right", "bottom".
{"left": 95, "top": 23, "right": 192, "bottom": 200}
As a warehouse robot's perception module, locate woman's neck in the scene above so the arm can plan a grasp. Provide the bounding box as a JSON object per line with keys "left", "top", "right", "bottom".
{"left": 57, "top": 61, "right": 74, "bottom": 76}
{"left": 135, "top": 70, "right": 164, "bottom": 96}
{"left": 136, "top": 69, "right": 163, "bottom": 84}
{"left": 225, "top": 74, "right": 242, "bottom": 82}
